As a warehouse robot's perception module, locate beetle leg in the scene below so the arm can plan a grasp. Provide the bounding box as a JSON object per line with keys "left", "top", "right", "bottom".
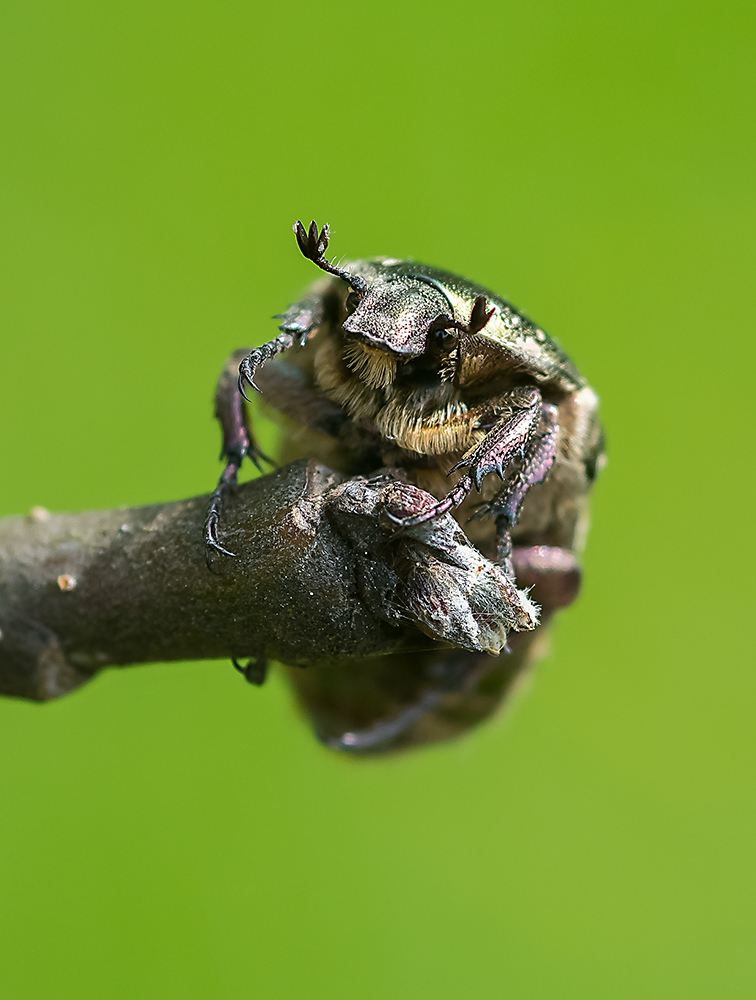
{"left": 320, "top": 652, "right": 491, "bottom": 754}
{"left": 322, "top": 689, "right": 445, "bottom": 752}
{"left": 476, "top": 402, "right": 559, "bottom": 531}
{"left": 207, "top": 295, "right": 330, "bottom": 566}
{"left": 449, "top": 386, "right": 542, "bottom": 488}
{"left": 383, "top": 472, "right": 473, "bottom": 529}
{"left": 495, "top": 515, "right": 516, "bottom": 579}
{"left": 205, "top": 349, "right": 272, "bottom": 567}
{"left": 238, "top": 283, "right": 331, "bottom": 400}
{"left": 496, "top": 403, "right": 559, "bottom": 526}
{"left": 238, "top": 331, "right": 297, "bottom": 400}
{"left": 385, "top": 387, "right": 542, "bottom": 529}
{"left": 232, "top": 655, "right": 269, "bottom": 686}
{"left": 495, "top": 529, "right": 580, "bottom": 617}
{"left": 274, "top": 289, "right": 328, "bottom": 343}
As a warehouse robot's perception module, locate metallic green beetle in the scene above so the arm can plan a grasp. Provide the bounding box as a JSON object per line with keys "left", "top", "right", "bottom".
{"left": 205, "top": 221, "right": 603, "bottom": 753}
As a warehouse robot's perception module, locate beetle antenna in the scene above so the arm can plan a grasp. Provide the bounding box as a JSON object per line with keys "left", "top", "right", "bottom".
{"left": 432, "top": 295, "right": 495, "bottom": 339}
{"left": 293, "top": 220, "right": 368, "bottom": 294}
{"left": 464, "top": 296, "right": 495, "bottom": 335}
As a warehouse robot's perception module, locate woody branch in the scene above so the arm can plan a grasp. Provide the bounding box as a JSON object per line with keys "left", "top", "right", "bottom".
{"left": 0, "top": 460, "right": 530, "bottom": 702}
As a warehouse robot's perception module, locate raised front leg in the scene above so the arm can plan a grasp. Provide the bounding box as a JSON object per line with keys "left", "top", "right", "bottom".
{"left": 206, "top": 288, "right": 329, "bottom": 566}
{"left": 386, "top": 387, "right": 543, "bottom": 529}
{"left": 238, "top": 282, "right": 328, "bottom": 399}
{"left": 237, "top": 332, "right": 297, "bottom": 399}
{"left": 204, "top": 349, "right": 271, "bottom": 565}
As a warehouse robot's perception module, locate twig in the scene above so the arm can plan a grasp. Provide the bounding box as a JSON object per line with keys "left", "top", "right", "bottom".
{"left": 0, "top": 460, "right": 539, "bottom": 715}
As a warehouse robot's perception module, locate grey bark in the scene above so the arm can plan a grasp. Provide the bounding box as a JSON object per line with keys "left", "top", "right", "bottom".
{"left": 0, "top": 459, "right": 537, "bottom": 703}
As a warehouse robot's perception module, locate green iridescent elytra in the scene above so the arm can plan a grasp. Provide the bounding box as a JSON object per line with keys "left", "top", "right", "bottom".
{"left": 347, "top": 258, "right": 584, "bottom": 391}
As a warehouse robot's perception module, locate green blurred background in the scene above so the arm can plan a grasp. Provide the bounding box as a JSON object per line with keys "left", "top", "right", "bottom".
{"left": 1, "top": 0, "right": 754, "bottom": 996}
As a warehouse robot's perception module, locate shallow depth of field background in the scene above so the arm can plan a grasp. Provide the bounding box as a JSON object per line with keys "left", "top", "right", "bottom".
{"left": 1, "top": 1, "right": 754, "bottom": 997}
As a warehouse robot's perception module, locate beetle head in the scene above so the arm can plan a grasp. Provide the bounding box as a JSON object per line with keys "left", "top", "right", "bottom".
{"left": 342, "top": 275, "right": 452, "bottom": 356}
{"left": 293, "top": 220, "right": 495, "bottom": 358}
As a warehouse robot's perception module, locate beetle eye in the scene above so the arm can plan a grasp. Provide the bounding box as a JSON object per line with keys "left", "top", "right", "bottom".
{"left": 345, "top": 290, "right": 361, "bottom": 316}
{"left": 433, "top": 327, "right": 456, "bottom": 347}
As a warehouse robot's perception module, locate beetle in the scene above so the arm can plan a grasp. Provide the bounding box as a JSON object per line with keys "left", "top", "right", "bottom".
{"left": 205, "top": 221, "right": 603, "bottom": 752}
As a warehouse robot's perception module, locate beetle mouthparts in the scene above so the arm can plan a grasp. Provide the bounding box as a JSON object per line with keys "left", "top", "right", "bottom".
{"left": 343, "top": 340, "right": 399, "bottom": 388}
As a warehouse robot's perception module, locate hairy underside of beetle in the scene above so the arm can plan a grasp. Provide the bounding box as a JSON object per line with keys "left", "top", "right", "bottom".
{"left": 313, "top": 329, "right": 484, "bottom": 458}
{"left": 274, "top": 320, "right": 600, "bottom": 555}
